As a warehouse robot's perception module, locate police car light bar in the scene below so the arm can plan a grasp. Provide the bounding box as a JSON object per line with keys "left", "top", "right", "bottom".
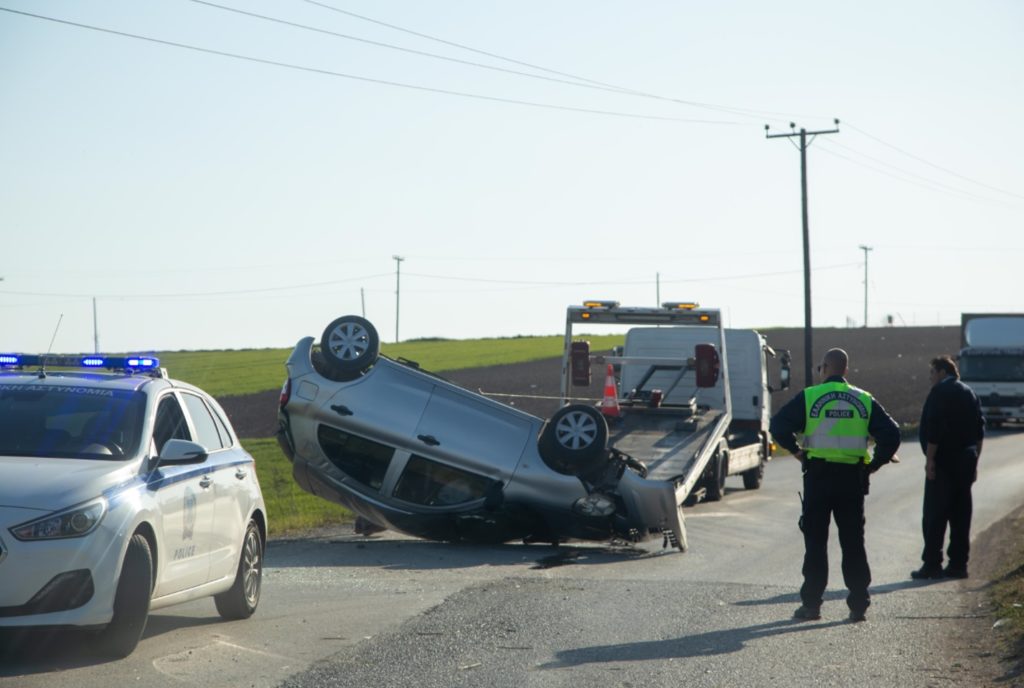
{"left": 0, "top": 354, "right": 160, "bottom": 371}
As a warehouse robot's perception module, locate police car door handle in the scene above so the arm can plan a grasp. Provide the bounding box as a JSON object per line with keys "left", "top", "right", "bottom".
{"left": 417, "top": 434, "right": 440, "bottom": 446}
{"left": 199, "top": 476, "right": 213, "bottom": 489}
{"left": 331, "top": 404, "right": 353, "bottom": 416}
{"left": 235, "top": 468, "right": 248, "bottom": 480}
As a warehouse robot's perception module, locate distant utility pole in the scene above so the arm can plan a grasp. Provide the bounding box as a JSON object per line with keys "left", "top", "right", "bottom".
{"left": 859, "top": 245, "right": 873, "bottom": 328}
{"left": 765, "top": 119, "right": 841, "bottom": 387}
{"left": 392, "top": 255, "right": 404, "bottom": 343}
{"left": 656, "top": 272, "right": 661, "bottom": 306}
{"left": 93, "top": 297, "right": 99, "bottom": 353}
{"left": 360, "top": 287, "right": 366, "bottom": 318}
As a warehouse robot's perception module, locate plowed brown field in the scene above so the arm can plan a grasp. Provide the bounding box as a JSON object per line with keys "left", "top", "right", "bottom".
{"left": 220, "top": 325, "right": 960, "bottom": 439}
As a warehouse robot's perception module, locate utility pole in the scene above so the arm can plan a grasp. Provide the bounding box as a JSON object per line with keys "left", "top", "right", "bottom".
{"left": 92, "top": 297, "right": 99, "bottom": 353}
{"left": 859, "top": 245, "right": 873, "bottom": 328}
{"left": 360, "top": 287, "right": 366, "bottom": 318}
{"left": 392, "top": 255, "right": 404, "bottom": 343}
{"left": 656, "top": 272, "right": 661, "bottom": 306}
{"left": 766, "top": 119, "right": 841, "bottom": 386}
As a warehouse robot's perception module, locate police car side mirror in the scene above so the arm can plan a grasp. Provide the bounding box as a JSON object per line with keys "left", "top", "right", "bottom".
{"left": 158, "top": 439, "right": 209, "bottom": 465}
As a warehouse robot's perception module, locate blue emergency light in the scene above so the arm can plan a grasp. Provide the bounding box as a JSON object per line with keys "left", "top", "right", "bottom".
{"left": 0, "top": 353, "right": 160, "bottom": 371}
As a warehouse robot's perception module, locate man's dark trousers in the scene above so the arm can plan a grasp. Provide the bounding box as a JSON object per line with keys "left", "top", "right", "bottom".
{"left": 922, "top": 448, "right": 978, "bottom": 570}
{"left": 801, "top": 461, "right": 871, "bottom": 613}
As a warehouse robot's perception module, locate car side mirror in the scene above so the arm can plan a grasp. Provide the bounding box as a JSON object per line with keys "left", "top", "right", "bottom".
{"left": 778, "top": 351, "right": 792, "bottom": 391}
{"left": 158, "top": 439, "right": 208, "bottom": 465}
{"left": 694, "top": 343, "right": 720, "bottom": 388}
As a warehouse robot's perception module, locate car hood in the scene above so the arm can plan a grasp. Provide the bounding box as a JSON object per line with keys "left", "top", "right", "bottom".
{"left": 0, "top": 455, "right": 139, "bottom": 511}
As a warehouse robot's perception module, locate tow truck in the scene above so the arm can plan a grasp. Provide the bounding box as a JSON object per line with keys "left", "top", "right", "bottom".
{"left": 560, "top": 300, "right": 791, "bottom": 511}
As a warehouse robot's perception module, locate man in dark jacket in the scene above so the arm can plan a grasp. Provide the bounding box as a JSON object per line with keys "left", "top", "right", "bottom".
{"left": 770, "top": 348, "right": 901, "bottom": 622}
{"left": 911, "top": 355, "right": 985, "bottom": 580}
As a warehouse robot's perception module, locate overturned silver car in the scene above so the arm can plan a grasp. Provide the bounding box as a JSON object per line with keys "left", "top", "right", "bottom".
{"left": 276, "top": 313, "right": 725, "bottom": 551}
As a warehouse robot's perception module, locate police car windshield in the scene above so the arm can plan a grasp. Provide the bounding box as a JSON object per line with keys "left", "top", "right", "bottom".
{"left": 0, "top": 384, "right": 146, "bottom": 460}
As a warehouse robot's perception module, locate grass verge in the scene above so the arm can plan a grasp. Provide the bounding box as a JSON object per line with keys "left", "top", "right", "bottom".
{"left": 241, "top": 437, "right": 352, "bottom": 537}
{"left": 985, "top": 505, "right": 1024, "bottom": 676}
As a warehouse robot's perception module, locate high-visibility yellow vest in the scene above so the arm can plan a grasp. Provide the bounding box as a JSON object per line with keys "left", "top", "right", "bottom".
{"left": 803, "top": 381, "right": 873, "bottom": 464}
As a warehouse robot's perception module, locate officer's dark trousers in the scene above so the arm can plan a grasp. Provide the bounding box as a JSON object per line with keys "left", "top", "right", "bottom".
{"left": 921, "top": 449, "right": 978, "bottom": 570}
{"left": 801, "top": 461, "right": 870, "bottom": 612}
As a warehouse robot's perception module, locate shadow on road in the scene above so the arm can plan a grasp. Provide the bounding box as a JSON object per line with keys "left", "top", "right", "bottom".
{"left": 0, "top": 613, "right": 223, "bottom": 676}
{"left": 266, "top": 534, "right": 671, "bottom": 572}
{"left": 733, "top": 578, "right": 935, "bottom": 607}
{"left": 539, "top": 618, "right": 848, "bottom": 668}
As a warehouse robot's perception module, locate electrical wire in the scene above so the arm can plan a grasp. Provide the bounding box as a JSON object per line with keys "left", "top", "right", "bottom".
{"left": 299, "top": 0, "right": 822, "bottom": 123}
{"left": 845, "top": 123, "right": 1024, "bottom": 201}
{"left": 0, "top": 6, "right": 744, "bottom": 125}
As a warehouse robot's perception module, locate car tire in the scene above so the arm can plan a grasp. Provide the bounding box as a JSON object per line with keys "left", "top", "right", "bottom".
{"left": 98, "top": 533, "right": 152, "bottom": 658}
{"left": 538, "top": 405, "right": 609, "bottom": 476}
{"left": 215, "top": 520, "right": 263, "bottom": 620}
{"left": 705, "top": 450, "right": 727, "bottom": 502}
{"left": 320, "top": 315, "right": 380, "bottom": 380}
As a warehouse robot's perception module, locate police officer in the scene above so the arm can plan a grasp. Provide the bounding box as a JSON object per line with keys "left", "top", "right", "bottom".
{"left": 911, "top": 355, "right": 985, "bottom": 580}
{"left": 770, "top": 347, "right": 901, "bottom": 622}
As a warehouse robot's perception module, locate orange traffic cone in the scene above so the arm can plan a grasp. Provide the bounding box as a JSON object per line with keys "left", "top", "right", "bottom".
{"left": 599, "top": 364, "right": 621, "bottom": 418}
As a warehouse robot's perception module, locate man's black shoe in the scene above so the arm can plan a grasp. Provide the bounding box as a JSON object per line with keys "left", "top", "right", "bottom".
{"left": 848, "top": 609, "right": 867, "bottom": 622}
{"left": 793, "top": 605, "right": 821, "bottom": 621}
{"left": 910, "top": 566, "right": 945, "bottom": 580}
{"left": 943, "top": 566, "right": 968, "bottom": 579}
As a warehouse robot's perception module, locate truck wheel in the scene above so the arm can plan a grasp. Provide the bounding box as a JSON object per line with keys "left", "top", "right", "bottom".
{"left": 98, "top": 533, "right": 153, "bottom": 658}
{"left": 538, "top": 405, "right": 609, "bottom": 477}
{"left": 742, "top": 463, "right": 764, "bottom": 490}
{"left": 320, "top": 315, "right": 380, "bottom": 380}
{"left": 705, "top": 450, "right": 727, "bottom": 502}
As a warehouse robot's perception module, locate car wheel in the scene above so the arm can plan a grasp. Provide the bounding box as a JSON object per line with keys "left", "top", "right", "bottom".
{"left": 538, "top": 405, "right": 609, "bottom": 476}
{"left": 98, "top": 533, "right": 152, "bottom": 658}
{"left": 705, "top": 450, "right": 727, "bottom": 502}
{"left": 215, "top": 520, "right": 263, "bottom": 620}
{"left": 320, "top": 315, "right": 380, "bottom": 380}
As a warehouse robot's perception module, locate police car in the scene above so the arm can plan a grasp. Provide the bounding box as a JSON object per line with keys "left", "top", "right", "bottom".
{"left": 0, "top": 353, "right": 267, "bottom": 658}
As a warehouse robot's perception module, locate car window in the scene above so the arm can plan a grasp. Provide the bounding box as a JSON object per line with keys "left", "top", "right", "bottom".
{"left": 393, "top": 455, "right": 496, "bottom": 506}
{"left": 153, "top": 395, "right": 191, "bottom": 454}
{"left": 209, "top": 403, "right": 233, "bottom": 448}
{"left": 317, "top": 425, "right": 392, "bottom": 492}
{"left": 0, "top": 384, "right": 145, "bottom": 460}
{"left": 181, "top": 393, "right": 226, "bottom": 450}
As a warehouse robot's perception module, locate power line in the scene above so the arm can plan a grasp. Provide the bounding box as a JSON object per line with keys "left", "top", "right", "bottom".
{"left": 816, "top": 144, "right": 1015, "bottom": 207}
{"left": 186, "top": 0, "right": 759, "bottom": 119}
{"left": 0, "top": 6, "right": 742, "bottom": 125}
{"left": 845, "top": 122, "right": 1024, "bottom": 201}
{"left": 301, "top": 0, "right": 827, "bottom": 123}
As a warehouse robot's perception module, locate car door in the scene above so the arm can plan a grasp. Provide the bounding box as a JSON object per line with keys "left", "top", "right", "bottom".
{"left": 412, "top": 386, "right": 531, "bottom": 480}
{"left": 150, "top": 393, "right": 217, "bottom": 597}
{"left": 180, "top": 391, "right": 250, "bottom": 582}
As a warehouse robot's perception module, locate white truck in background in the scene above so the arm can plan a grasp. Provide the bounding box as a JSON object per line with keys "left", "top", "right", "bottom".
{"left": 959, "top": 313, "right": 1024, "bottom": 428}
{"left": 560, "top": 301, "right": 791, "bottom": 509}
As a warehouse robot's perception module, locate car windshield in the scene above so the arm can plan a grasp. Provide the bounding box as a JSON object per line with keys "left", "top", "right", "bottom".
{"left": 0, "top": 383, "right": 147, "bottom": 460}
{"left": 960, "top": 354, "right": 1024, "bottom": 383}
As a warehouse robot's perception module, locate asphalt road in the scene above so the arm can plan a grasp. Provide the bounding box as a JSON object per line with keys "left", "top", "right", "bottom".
{"left": 2, "top": 431, "right": 1021, "bottom": 687}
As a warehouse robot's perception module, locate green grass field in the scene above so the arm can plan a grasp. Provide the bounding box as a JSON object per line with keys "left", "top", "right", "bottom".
{"left": 159, "top": 333, "right": 625, "bottom": 397}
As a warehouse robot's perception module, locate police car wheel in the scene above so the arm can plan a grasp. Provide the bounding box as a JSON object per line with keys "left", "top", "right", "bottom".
{"left": 319, "top": 315, "right": 380, "bottom": 381}
{"left": 538, "top": 405, "right": 609, "bottom": 476}
{"left": 99, "top": 533, "right": 152, "bottom": 658}
{"left": 215, "top": 520, "right": 263, "bottom": 620}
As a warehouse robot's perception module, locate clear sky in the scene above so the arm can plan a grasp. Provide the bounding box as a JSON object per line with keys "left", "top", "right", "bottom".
{"left": 2, "top": 1, "right": 1021, "bottom": 353}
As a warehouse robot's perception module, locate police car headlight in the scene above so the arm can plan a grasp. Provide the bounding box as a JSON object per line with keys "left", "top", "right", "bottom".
{"left": 10, "top": 498, "right": 108, "bottom": 541}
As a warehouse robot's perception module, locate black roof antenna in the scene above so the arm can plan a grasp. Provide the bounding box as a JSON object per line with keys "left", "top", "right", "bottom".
{"left": 39, "top": 313, "right": 64, "bottom": 379}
